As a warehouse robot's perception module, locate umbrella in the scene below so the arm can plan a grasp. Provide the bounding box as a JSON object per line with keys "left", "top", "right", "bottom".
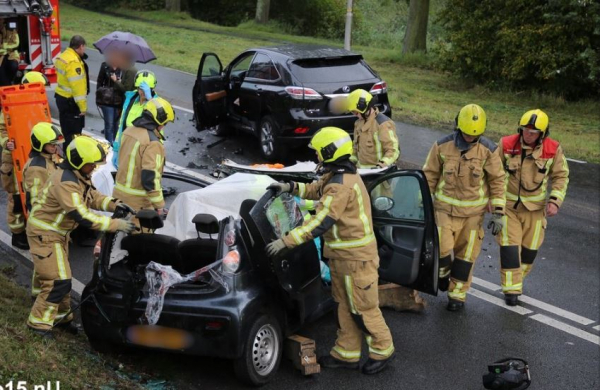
{"left": 93, "top": 31, "right": 156, "bottom": 64}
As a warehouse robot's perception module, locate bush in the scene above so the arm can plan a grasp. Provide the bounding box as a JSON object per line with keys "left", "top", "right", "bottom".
{"left": 270, "top": 0, "right": 350, "bottom": 40}
{"left": 63, "top": 0, "right": 164, "bottom": 11}
{"left": 186, "top": 0, "right": 255, "bottom": 26}
{"left": 438, "top": 0, "right": 600, "bottom": 100}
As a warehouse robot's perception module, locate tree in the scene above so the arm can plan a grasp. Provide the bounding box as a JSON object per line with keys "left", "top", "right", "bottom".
{"left": 402, "top": 0, "right": 429, "bottom": 54}
{"left": 165, "top": 0, "right": 181, "bottom": 12}
{"left": 255, "top": 0, "right": 271, "bottom": 23}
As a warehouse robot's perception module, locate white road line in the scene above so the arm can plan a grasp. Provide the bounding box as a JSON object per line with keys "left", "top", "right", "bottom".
{"left": 566, "top": 158, "right": 586, "bottom": 164}
{"left": 468, "top": 288, "right": 534, "bottom": 315}
{"left": 471, "top": 277, "right": 596, "bottom": 326}
{"left": 593, "top": 325, "right": 600, "bottom": 331}
{"left": 530, "top": 314, "right": 600, "bottom": 346}
{"left": 0, "top": 230, "right": 85, "bottom": 295}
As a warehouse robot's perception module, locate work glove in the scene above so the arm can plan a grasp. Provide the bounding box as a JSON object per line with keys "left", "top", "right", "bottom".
{"left": 115, "top": 202, "right": 136, "bottom": 216}
{"left": 266, "top": 238, "right": 287, "bottom": 257}
{"left": 487, "top": 213, "right": 504, "bottom": 236}
{"left": 116, "top": 219, "right": 136, "bottom": 234}
{"left": 266, "top": 182, "right": 292, "bottom": 197}
{"left": 139, "top": 81, "right": 153, "bottom": 100}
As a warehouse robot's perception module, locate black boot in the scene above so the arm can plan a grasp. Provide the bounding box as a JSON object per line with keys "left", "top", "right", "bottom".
{"left": 55, "top": 321, "right": 79, "bottom": 335}
{"left": 438, "top": 277, "right": 450, "bottom": 292}
{"left": 362, "top": 353, "right": 396, "bottom": 375}
{"left": 446, "top": 298, "right": 464, "bottom": 312}
{"left": 28, "top": 327, "right": 54, "bottom": 340}
{"left": 504, "top": 294, "right": 519, "bottom": 306}
{"left": 318, "top": 355, "right": 359, "bottom": 370}
{"left": 12, "top": 232, "right": 29, "bottom": 250}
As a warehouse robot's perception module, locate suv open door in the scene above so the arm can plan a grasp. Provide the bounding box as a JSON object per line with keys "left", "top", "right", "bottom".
{"left": 192, "top": 53, "right": 226, "bottom": 130}
{"left": 367, "top": 170, "right": 439, "bottom": 295}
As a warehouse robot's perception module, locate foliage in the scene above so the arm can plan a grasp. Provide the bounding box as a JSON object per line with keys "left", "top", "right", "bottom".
{"left": 438, "top": 0, "right": 600, "bottom": 99}
{"left": 270, "top": 0, "right": 350, "bottom": 40}
{"left": 186, "top": 0, "right": 255, "bottom": 26}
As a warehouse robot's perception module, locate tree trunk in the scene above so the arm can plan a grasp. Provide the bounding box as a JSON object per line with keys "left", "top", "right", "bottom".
{"left": 255, "top": 0, "right": 271, "bottom": 24}
{"left": 402, "top": 0, "right": 429, "bottom": 54}
{"left": 165, "top": 0, "right": 181, "bottom": 12}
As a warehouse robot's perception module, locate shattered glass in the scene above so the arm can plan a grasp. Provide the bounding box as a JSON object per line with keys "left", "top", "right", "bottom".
{"left": 265, "top": 193, "right": 304, "bottom": 238}
{"left": 144, "top": 260, "right": 229, "bottom": 325}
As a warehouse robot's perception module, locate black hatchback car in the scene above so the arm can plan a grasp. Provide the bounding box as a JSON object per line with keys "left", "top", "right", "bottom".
{"left": 81, "top": 168, "right": 438, "bottom": 386}
{"left": 192, "top": 45, "right": 392, "bottom": 161}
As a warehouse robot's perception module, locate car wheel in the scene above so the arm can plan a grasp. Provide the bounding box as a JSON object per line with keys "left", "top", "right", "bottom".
{"left": 259, "top": 116, "right": 286, "bottom": 162}
{"left": 233, "top": 314, "right": 282, "bottom": 386}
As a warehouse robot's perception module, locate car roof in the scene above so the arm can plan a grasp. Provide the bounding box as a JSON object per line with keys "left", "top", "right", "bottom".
{"left": 252, "top": 45, "right": 363, "bottom": 61}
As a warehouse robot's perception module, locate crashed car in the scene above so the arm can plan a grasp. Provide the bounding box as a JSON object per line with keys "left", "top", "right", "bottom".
{"left": 81, "top": 168, "right": 439, "bottom": 386}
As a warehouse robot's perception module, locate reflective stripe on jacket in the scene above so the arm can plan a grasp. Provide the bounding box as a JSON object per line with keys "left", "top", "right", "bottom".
{"left": 282, "top": 172, "right": 377, "bottom": 261}
{"left": 351, "top": 108, "right": 400, "bottom": 168}
{"left": 23, "top": 153, "right": 62, "bottom": 211}
{"left": 423, "top": 132, "right": 506, "bottom": 218}
{"left": 55, "top": 47, "right": 88, "bottom": 113}
{"left": 499, "top": 134, "right": 569, "bottom": 211}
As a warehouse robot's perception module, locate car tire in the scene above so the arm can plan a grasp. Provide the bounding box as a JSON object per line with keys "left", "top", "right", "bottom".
{"left": 233, "top": 314, "right": 282, "bottom": 386}
{"left": 259, "top": 116, "right": 286, "bottom": 162}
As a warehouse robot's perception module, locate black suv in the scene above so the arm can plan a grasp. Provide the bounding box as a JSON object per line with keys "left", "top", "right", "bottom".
{"left": 192, "top": 45, "right": 392, "bottom": 161}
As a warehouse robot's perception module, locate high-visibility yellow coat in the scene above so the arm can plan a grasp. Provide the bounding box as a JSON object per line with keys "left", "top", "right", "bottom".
{"left": 23, "top": 152, "right": 62, "bottom": 211}
{"left": 55, "top": 47, "right": 88, "bottom": 113}
{"left": 350, "top": 108, "right": 400, "bottom": 168}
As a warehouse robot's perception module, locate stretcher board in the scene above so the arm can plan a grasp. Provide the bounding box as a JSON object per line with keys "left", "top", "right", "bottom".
{"left": 0, "top": 83, "right": 52, "bottom": 218}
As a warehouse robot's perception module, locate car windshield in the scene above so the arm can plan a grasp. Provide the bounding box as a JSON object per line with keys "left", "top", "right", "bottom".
{"left": 290, "top": 56, "right": 374, "bottom": 83}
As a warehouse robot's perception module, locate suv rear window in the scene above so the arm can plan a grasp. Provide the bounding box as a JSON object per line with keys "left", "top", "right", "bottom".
{"left": 290, "top": 56, "right": 375, "bottom": 83}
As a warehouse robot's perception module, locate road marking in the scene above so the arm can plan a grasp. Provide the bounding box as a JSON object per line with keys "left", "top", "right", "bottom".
{"left": 471, "top": 277, "right": 596, "bottom": 326}
{"left": 0, "top": 230, "right": 85, "bottom": 295}
{"left": 468, "top": 288, "right": 534, "bottom": 315}
{"left": 593, "top": 325, "right": 600, "bottom": 331}
{"left": 530, "top": 314, "right": 600, "bottom": 346}
{"left": 566, "top": 158, "right": 586, "bottom": 164}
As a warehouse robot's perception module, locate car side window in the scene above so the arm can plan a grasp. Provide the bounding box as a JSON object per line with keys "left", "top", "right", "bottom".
{"left": 247, "top": 53, "right": 280, "bottom": 81}
{"left": 371, "top": 176, "right": 424, "bottom": 221}
{"left": 231, "top": 54, "right": 254, "bottom": 74}
{"left": 201, "top": 55, "right": 222, "bottom": 77}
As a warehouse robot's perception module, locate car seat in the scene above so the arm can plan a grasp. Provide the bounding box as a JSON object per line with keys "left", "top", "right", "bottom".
{"left": 177, "top": 214, "right": 220, "bottom": 274}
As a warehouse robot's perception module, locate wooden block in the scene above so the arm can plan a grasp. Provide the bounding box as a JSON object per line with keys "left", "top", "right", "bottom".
{"left": 285, "top": 334, "right": 321, "bottom": 375}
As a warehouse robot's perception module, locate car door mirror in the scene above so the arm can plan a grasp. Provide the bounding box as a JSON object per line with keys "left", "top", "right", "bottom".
{"left": 373, "top": 196, "right": 394, "bottom": 212}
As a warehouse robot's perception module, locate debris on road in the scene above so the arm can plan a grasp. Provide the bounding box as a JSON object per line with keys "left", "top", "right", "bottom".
{"left": 187, "top": 136, "right": 203, "bottom": 144}
{"left": 207, "top": 138, "right": 227, "bottom": 149}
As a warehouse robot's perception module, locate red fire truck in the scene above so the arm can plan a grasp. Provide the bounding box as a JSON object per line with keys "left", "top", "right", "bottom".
{"left": 0, "top": 0, "right": 60, "bottom": 83}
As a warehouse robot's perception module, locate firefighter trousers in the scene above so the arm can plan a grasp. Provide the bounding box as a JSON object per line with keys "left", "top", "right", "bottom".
{"left": 329, "top": 258, "right": 394, "bottom": 362}
{"left": 495, "top": 206, "right": 546, "bottom": 295}
{"left": 436, "top": 212, "right": 484, "bottom": 302}
{"left": 27, "top": 234, "right": 74, "bottom": 330}
{"left": 55, "top": 95, "right": 85, "bottom": 149}
{"left": 1, "top": 155, "right": 25, "bottom": 234}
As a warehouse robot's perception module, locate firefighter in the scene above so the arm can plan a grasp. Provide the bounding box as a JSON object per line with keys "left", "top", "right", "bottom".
{"left": 55, "top": 35, "right": 89, "bottom": 148}
{"left": 26, "top": 136, "right": 135, "bottom": 338}
{"left": 22, "top": 121, "right": 64, "bottom": 298}
{"left": 0, "top": 19, "right": 20, "bottom": 86}
{"left": 266, "top": 127, "right": 395, "bottom": 375}
{"left": 113, "top": 97, "right": 174, "bottom": 222}
{"left": 423, "top": 104, "right": 506, "bottom": 311}
{"left": 112, "top": 70, "right": 158, "bottom": 168}
{"left": 495, "top": 110, "right": 569, "bottom": 305}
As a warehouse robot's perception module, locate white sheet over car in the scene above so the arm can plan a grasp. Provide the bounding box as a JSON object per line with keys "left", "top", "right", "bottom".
{"left": 222, "top": 159, "right": 387, "bottom": 176}
{"left": 157, "top": 173, "right": 276, "bottom": 240}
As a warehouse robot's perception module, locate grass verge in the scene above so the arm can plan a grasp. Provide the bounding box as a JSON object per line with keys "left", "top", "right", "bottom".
{"left": 60, "top": 5, "right": 600, "bottom": 162}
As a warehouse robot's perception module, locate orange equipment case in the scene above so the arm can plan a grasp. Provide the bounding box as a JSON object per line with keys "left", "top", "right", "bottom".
{"left": 0, "top": 83, "right": 52, "bottom": 218}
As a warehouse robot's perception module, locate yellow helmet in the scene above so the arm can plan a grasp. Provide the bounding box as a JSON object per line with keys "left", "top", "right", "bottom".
{"left": 519, "top": 109, "right": 549, "bottom": 134}
{"left": 346, "top": 89, "right": 373, "bottom": 114}
{"left": 144, "top": 97, "right": 175, "bottom": 126}
{"left": 30, "top": 122, "right": 64, "bottom": 152}
{"left": 309, "top": 127, "right": 353, "bottom": 163}
{"left": 66, "top": 136, "right": 107, "bottom": 170}
{"left": 21, "top": 71, "right": 50, "bottom": 86}
{"left": 134, "top": 70, "right": 157, "bottom": 88}
{"left": 456, "top": 104, "right": 487, "bottom": 136}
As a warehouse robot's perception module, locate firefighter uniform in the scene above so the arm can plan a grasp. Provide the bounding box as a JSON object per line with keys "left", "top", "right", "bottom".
{"left": 55, "top": 47, "right": 88, "bottom": 147}
{"left": 496, "top": 111, "right": 569, "bottom": 297}
{"left": 350, "top": 107, "right": 400, "bottom": 168}
{"left": 0, "top": 22, "right": 20, "bottom": 86}
{"left": 0, "top": 112, "right": 25, "bottom": 236}
{"left": 423, "top": 105, "right": 506, "bottom": 306}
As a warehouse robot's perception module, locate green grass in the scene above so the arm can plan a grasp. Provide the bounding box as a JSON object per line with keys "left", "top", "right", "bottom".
{"left": 60, "top": 4, "right": 600, "bottom": 162}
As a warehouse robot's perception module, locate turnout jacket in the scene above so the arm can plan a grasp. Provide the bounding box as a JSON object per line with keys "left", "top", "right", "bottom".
{"left": 27, "top": 163, "right": 121, "bottom": 237}
{"left": 282, "top": 170, "right": 377, "bottom": 261}
{"left": 55, "top": 47, "right": 89, "bottom": 113}
{"left": 0, "top": 24, "right": 20, "bottom": 61}
{"left": 423, "top": 132, "right": 506, "bottom": 218}
{"left": 499, "top": 134, "right": 569, "bottom": 211}
{"left": 113, "top": 124, "right": 165, "bottom": 209}
{"left": 351, "top": 108, "right": 400, "bottom": 168}
{"left": 0, "top": 112, "right": 13, "bottom": 164}
{"left": 23, "top": 152, "right": 62, "bottom": 211}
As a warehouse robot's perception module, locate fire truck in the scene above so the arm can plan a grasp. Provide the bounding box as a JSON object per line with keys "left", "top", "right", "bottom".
{"left": 0, "top": 0, "right": 60, "bottom": 83}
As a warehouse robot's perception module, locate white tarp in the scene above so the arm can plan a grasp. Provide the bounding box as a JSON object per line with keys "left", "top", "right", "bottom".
{"left": 157, "top": 173, "right": 276, "bottom": 241}
{"left": 222, "top": 159, "right": 387, "bottom": 176}
{"left": 91, "top": 148, "right": 116, "bottom": 197}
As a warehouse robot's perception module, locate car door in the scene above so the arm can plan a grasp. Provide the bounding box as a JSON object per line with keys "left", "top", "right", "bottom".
{"left": 367, "top": 170, "right": 439, "bottom": 295}
{"left": 242, "top": 52, "right": 281, "bottom": 122}
{"left": 192, "top": 53, "right": 226, "bottom": 130}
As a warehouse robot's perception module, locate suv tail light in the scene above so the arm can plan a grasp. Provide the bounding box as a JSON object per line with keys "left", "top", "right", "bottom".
{"left": 370, "top": 81, "right": 387, "bottom": 95}
{"left": 285, "top": 86, "right": 323, "bottom": 100}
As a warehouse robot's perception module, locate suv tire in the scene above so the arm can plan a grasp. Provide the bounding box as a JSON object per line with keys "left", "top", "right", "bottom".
{"left": 259, "top": 115, "right": 286, "bottom": 161}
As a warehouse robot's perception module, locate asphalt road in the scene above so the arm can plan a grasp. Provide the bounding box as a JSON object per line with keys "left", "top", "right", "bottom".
{"left": 0, "top": 46, "right": 598, "bottom": 389}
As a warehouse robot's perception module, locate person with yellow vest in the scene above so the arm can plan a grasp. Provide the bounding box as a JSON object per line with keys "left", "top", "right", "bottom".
{"left": 113, "top": 97, "right": 174, "bottom": 223}
{"left": 26, "top": 136, "right": 135, "bottom": 338}
{"left": 266, "top": 127, "right": 395, "bottom": 375}
{"left": 496, "top": 109, "right": 569, "bottom": 306}
{"left": 55, "top": 35, "right": 89, "bottom": 148}
{"left": 0, "top": 19, "right": 20, "bottom": 86}
{"left": 423, "top": 104, "right": 506, "bottom": 311}
{"left": 23, "top": 122, "right": 64, "bottom": 298}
